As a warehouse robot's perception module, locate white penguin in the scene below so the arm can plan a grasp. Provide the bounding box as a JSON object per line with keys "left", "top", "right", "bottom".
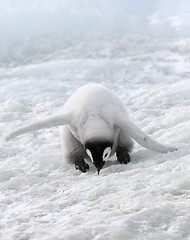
{"left": 4, "top": 84, "right": 176, "bottom": 174}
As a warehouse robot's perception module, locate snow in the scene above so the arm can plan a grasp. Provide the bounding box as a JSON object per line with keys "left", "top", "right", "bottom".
{"left": 0, "top": 0, "right": 190, "bottom": 239}
{"left": 0, "top": 42, "right": 190, "bottom": 239}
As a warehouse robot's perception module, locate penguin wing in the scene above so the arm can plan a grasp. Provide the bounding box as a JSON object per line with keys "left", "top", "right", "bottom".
{"left": 118, "top": 116, "right": 177, "bottom": 153}
{"left": 4, "top": 111, "right": 72, "bottom": 141}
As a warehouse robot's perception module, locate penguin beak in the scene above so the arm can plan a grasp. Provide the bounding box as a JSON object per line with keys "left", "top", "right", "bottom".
{"left": 95, "top": 161, "right": 105, "bottom": 175}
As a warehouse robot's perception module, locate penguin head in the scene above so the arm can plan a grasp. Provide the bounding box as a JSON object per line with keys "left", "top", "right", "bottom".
{"left": 85, "top": 140, "right": 112, "bottom": 174}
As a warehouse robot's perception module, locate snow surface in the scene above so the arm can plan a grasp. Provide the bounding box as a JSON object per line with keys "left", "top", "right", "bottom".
{"left": 0, "top": 1, "right": 190, "bottom": 239}
{"left": 0, "top": 36, "right": 190, "bottom": 239}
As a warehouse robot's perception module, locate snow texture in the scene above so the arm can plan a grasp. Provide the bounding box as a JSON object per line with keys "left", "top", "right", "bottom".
{"left": 0, "top": 1, "right": 190, "bottom": 239}
{"left": 0, "top": 46, "right": 189, "bottom": 240}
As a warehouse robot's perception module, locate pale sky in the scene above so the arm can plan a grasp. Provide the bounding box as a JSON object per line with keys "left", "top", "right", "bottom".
{"left": 0, "top": 0, "right": 189, "bottom": 37}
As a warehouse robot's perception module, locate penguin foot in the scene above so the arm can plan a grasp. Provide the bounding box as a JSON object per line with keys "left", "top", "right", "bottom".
{"left": 117, "top": 148, "right": 131, "bottom": 164}
{"left": 75, "top": 161, "right": 89, "bottom": 173}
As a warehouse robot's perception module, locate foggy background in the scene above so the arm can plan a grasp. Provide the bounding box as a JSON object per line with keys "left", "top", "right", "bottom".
{"left": 0, "top": 0, "right": 190, "bottom": 38}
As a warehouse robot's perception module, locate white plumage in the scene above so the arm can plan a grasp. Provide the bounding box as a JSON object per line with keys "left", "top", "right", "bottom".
{"left": 63, "top": 84, "right": 128, "bottom": 145}
{"left": 4, "top": 83, "right": 176, "bottom": 173}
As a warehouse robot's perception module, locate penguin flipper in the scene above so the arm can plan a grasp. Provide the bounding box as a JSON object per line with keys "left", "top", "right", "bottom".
{"left": 119, "top": 117, "right": 177, "bottom": 153}
{"left": 4, "top": 111, "right": 72, "bottom": 141}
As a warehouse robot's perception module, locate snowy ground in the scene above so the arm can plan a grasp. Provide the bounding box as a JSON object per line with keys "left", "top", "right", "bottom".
{"left": 0, "top": 35, "right": 190, "bottom": 240}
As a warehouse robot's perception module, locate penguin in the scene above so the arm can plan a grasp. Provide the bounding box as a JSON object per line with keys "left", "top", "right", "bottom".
{"left": 4, "top": 83, "right": 176, "bottom": 174}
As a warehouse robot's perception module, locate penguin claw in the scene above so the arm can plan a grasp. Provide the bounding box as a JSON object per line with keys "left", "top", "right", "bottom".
{"left": 117, "top": 150, "right": 131, "bottom": 164}
{"left": 85, "top": 163, "right": 90, "bottom": 170}
{"left": 75, "top": 162, "right": 89, "bottom": 173}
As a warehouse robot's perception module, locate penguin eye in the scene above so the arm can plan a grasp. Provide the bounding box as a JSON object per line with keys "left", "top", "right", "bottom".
{"left": 103, "top": 147, "right": 111, "bottom": 161}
